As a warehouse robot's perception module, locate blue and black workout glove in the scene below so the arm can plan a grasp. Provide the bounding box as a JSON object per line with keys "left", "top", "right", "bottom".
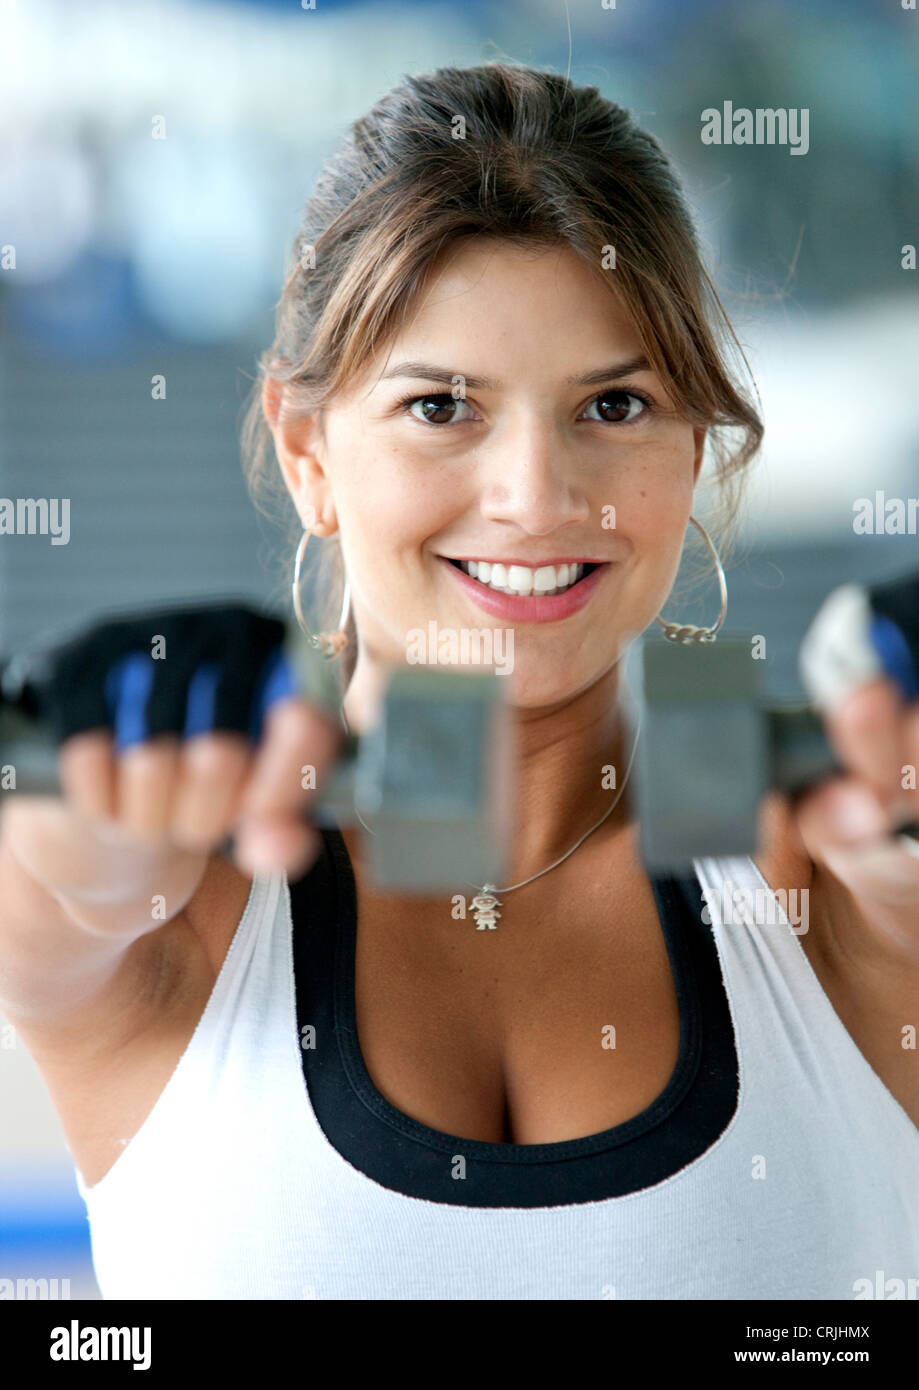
{"left": 2, "top": 601, "right": 301, "bottom": 752}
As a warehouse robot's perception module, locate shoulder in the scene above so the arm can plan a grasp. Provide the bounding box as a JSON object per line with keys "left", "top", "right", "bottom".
{"left": 752, "top": 790, "right": 815, "bottom": 907}
{"left": 755, "top": 793, "right": 919, "bottom": 1129}
{"left": 182, "top": 850, "right": 257, "bottom": 974}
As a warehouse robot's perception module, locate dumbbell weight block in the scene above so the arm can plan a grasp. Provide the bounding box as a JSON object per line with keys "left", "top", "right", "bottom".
{"left": 629, "top": 638, "right": 773, "bottom": 872}
{"left": 282, "top": 621, "right": 516, "bottom": 893}
{"left": 346, "top": 663, "right": 514, "bottom": 895}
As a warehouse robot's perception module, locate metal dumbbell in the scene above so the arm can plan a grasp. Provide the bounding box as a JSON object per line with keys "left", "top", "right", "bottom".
{"left": 628, "top": 571, "right": 919, "bottom": 873}
{"left": 0, "top": 617, "right": 514, "bottom": 894}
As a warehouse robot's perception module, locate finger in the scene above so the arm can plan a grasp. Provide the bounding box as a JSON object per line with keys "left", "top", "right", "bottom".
{"left": 237, "top": 697, "right": 341, "bottom": 822}
{"left": 822, "top": 677, "right": 906, "bottom": 802}
{"left": 900, "top": 702, "right": 919, "bottom": 822}
{"left": 168, "top": 731, "right": 252, "bottom": 851}
{"left": 794, "top": 775, "right": 892, "bottom": 856}
{"left": 233, "top": 815, "right": 321, "bottom": 878}
{"left": 795, "top": 774, "right": 919, "bottom": 911}
{"left": 58, "top": 730, "right": 117, "bottom": 822}
{"left": 113, "top": 735, "right": 183, "bottom": 840}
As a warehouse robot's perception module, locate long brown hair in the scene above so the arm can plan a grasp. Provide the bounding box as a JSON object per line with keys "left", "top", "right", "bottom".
{"left": 241, "top": 60, "right": 763, "bottom": 642}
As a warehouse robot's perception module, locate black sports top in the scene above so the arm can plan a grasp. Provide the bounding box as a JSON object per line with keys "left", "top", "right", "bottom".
{"left": 291, "top": 827, "right": 739, "bottom": 1208}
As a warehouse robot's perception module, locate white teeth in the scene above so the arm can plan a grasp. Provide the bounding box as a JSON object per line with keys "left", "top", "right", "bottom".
{"left": 456, "top": 560, "right": 586, "bottom": 596}
{"left": 507, "top": 565, "right": 533, "bottom": 596}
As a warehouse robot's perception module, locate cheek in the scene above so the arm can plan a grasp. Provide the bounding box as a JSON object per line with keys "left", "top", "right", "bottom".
{"left": 615, "top": 432, "right": 697, "bottom": 527}
{"left": 602, "top": 437, "right": 697, "bottom": 614}
{"left": 338, "top": 461, "right": 458, "bottom": 580}
{"left": 356, "top": 451, "right": 462, "bottom": 534}
{"left": 629, "top": 487, "right": 691, "bottom": 544}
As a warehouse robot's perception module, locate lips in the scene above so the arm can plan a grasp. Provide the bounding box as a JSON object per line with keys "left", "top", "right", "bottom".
{"left": 439, "top": 554, "right": 610, "bottom": 623}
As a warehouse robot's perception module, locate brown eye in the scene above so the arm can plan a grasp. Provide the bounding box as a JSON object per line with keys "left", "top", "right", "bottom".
{"left": 586, "top": 390, "right": 649, "bottom": 424}
{"left": 405, "top": 394, "right": 473, "bottom": 425}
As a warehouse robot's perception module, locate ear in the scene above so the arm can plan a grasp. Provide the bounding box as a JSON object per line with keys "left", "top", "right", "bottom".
{"left": 262, "top": 376, "right": 338, "bottom": 536}
{"left": 691, "top": 427, "right": 707, "bottom": 486}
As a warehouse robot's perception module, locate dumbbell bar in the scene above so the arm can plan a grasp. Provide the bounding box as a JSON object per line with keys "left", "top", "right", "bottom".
{"left": 0, "top": 623, "right": 514, "bottom": 895}
{"left": 630, "top": 571, "right": 919, "bottom": 873}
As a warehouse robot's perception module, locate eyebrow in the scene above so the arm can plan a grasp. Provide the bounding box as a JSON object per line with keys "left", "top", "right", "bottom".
{"left": 377, "top": 355, "right": 653, "bottom": 391}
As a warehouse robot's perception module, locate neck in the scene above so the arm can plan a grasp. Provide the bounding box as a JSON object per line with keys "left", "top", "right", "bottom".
{"left": 343, "top": 650, "right": 634, "bottom": 887}
{"left": 502, "top": 663, "right": 632, "bottom": 882}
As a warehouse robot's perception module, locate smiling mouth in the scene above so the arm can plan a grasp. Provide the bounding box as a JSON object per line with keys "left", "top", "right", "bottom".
{"left": 444, "top": 558, "right": 599, "bottom": 597}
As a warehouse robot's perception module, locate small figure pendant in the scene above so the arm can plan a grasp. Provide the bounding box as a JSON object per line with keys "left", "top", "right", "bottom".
{"left": 471, "top": 885, "right": 502, "bottom": 930}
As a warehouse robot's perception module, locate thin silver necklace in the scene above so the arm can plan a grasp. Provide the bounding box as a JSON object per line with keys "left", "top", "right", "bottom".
{"left": 463, "top": 713, "right": 641, "bottom": 929}
{"left": 349, "top": 705, "right": 642, "bottom": 931}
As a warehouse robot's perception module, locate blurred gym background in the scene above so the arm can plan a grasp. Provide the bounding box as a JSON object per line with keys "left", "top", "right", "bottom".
{"left": 1, "top": 0, "right": 917, "bottom": 1300}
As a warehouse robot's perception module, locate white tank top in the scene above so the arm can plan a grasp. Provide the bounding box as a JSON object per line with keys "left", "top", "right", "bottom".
{"left": 74, "top": 845, "right": 919, "bottom": 1299}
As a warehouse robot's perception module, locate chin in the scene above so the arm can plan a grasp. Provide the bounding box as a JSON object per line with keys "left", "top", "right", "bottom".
{"left": 497, "top": 661, "right": 606, "bottom": 709}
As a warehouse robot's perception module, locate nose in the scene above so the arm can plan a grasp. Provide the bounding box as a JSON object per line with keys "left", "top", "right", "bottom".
{"left": 476, "top": 420, "right": 592, "bottom": 535}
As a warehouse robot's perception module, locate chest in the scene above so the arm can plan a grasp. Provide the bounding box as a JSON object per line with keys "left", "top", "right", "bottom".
{"left": 345, "top": 828, "right": 684, "bottom": 1145}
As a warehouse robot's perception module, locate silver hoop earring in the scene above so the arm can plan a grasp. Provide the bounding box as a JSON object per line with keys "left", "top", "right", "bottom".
{"left": 292, "top": 529, "right": 352, "bottom": 658}
{"left": 654, "top": 514, "right": 728, "bottom": 643}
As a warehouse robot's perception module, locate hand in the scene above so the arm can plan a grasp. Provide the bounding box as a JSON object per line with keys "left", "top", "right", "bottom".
{"left": 791, "top": 674, "right": 919, "bottom": 955}
{"left": 0, "top": 603, "right": 344, "bottom": 933}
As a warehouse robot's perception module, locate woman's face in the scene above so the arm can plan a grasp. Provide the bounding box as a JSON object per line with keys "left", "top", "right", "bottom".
{"left": 283, "top": 238, "right": 705, "bottom": 708}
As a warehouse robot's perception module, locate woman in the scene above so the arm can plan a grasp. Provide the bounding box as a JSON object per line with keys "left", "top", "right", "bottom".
{"left": 2, "top": 62, "right": 917, "bottom": 1300}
